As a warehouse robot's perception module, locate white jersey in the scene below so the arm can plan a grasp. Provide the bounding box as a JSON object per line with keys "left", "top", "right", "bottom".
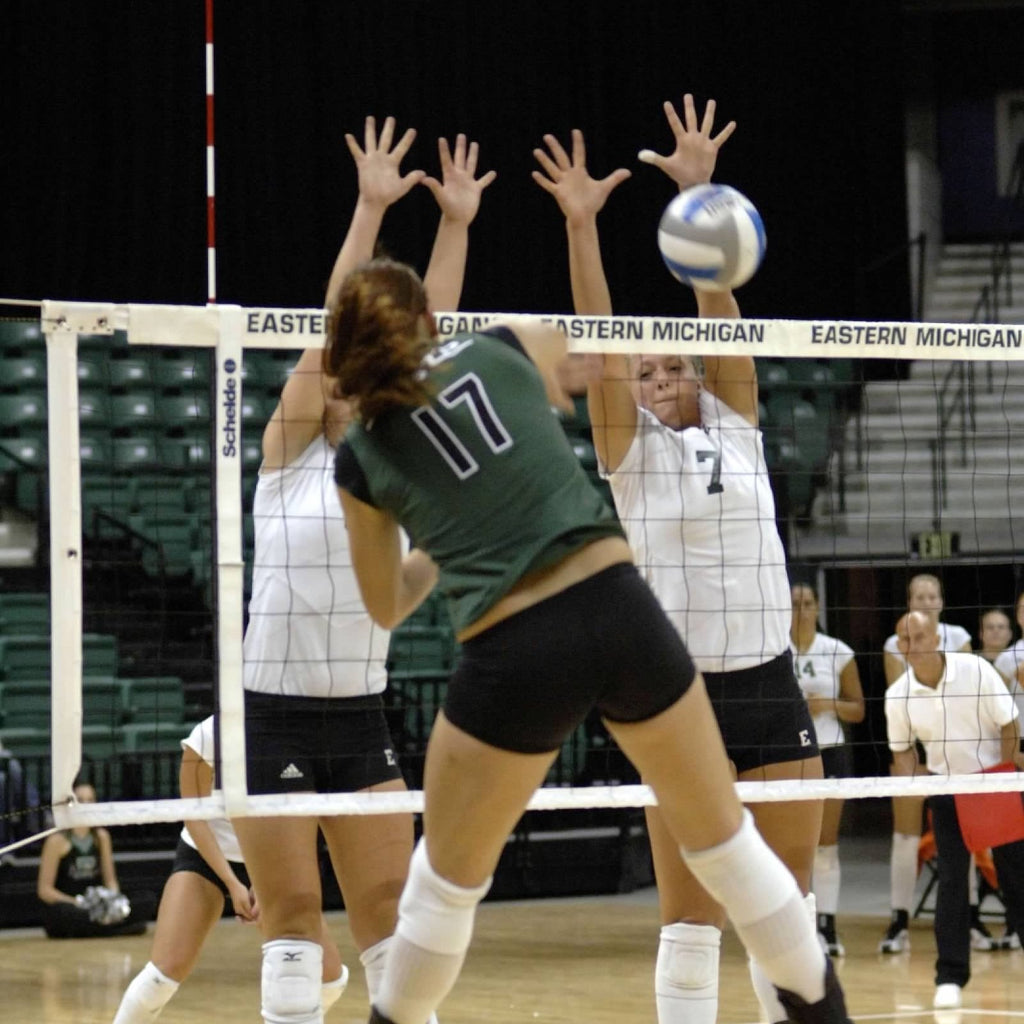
{"left": 605, "top": 389, "right": 790, "bottom": 672}
{"left": 886, "top": 652, "right": 1018, "bottom": 775}
{"left": 995, "top": 639, "right": 1024, "bottom": 720}
{"left": 883, "top": 622, "right": 972, "bottom": 676}
{"left": 243, "top": 435, "right": 388, "bottom": 698}
{"left": 179, "top": 717, "right": 243, "bottom": 863}
{"left": 790, "top": 632, "right": 855, "bottom": 747}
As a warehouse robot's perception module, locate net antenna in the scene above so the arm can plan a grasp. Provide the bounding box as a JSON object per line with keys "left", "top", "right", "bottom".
{"left": 36, "top": 300, "right": 1024, "bottom": 832}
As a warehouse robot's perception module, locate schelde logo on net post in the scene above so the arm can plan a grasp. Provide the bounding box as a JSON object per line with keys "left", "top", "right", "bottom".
{"left": 222, "top": 358, "right": 238, "bottom": 457}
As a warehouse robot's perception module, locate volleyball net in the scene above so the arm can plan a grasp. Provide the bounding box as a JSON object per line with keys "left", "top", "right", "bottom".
{"left": 1, "top": 299, "right": 1023, "bottom": 846}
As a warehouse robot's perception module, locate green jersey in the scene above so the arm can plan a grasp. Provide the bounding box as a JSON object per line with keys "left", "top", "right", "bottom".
{"left": 335, "top": 329, "right": 623, "bottom": 634}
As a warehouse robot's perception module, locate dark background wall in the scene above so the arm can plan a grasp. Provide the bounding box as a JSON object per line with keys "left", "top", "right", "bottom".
{"left": 2, "top": 0, "right": 911, "bottom": 322}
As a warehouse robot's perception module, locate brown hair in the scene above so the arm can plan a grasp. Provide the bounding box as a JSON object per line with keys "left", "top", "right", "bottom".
{"left": 324, "top": 259, "right": 434, "bottom": 422}
{"left": 907, "top": 573, "right": 942, "bottom": 602}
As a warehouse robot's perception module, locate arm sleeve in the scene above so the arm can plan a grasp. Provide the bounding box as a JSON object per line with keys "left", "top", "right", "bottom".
{"left": 334, "top": 441, "right": 377, "bottom": 506}
{"left": 980, "top": 661, "right": 1019, "bottom": 728}
{"left": 833, "top": 637, "right": 855, "bottom": 675}
{"left": 885, "top": 686, "right": 915, "bottom": 752}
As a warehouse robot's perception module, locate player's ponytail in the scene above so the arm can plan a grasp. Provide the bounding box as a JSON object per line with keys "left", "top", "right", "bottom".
{"left": 325, "top": 259, "right": 435, "bottom": 421}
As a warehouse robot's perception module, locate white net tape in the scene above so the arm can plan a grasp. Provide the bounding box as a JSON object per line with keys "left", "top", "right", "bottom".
{"left": 18, "top": 300, "right": 1024, "bottom": 832}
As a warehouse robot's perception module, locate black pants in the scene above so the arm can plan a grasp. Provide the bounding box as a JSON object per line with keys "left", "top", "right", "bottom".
{"left": 41, "top": 891, "right": 156, "bottom": 939}
{"left": 930, "top": 795, "right": 1024, "bottom": 986}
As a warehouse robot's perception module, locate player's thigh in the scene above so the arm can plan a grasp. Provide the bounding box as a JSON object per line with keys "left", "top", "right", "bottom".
{"left": 893, "top": 794, "right": 925, "bottom": 834}
{"left": 149, "top": 871, "right": 228, "bottom": 980}
{"left": 819, "top": 798, "right": 845, "bottom": 846}
{"left": 319, "top": 778, "right": 414, "bottom": 950}
{"left": 233, "top": 814, "right": 323, "bottom": 934}
{"left": 645, "top": 803, "right": 726, "bottom": 928}
{"left": 742, "top": 756, "right": 824, "bottom": 893}
{"left": 422, "top": 711, "right": 557, "bottom": 888}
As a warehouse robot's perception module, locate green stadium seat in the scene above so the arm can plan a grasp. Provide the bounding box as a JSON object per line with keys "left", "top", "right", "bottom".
{"left": 0, "top": 637, "right": 49, "bottom": 681}
{"left": 757, "top": 360, "right": 790, "bottom": 392}
{"left": 0, "top": 725, "right": 51, "bottom": 759}
{"left": 568, "top": 437, "right": 598, "bottom": 474}
{"left": 0, "top": 680, "right": 49, "bottom": 729}
{"left": 186, "top": 481, "right": 211, "bottom": 516}
{"left": 156, "top": 394, "right": 211, "bottom": 431}
{"left": 83, "top": 676, "right": 129, "bottom": 726}
{"left": 768, "top": 398, "right": 831, "bottom": 471}
{"left": 241, "top": 437, "right": 263, "bottom": 471}
{"left": 2, "top": 355, "right": 46, "bottom": 390}
{"left": 79, "top": 433, "right": 113, "bottom": 470}
{"left": 120, "top": 676, "right": 185, "bottom": 724}
{"left": 83, "top": 634, "right": 119, "bottom": 677}
{"left": 0, "top": 593, "right": 50, "bottom": 633}
{"left": 106, "top": 357, "right": 154, "bottom": 391}
{"left": 154, "top": 354, "right": 212, "bottom": 391}
{"left": 134, "top": 474, "right": 191, "bottom": 516}
{"left": 0, "top": 434, "right": 45, "bottom": 469}
{"left": 81, "top": 475, "right": 136, "bottom": 532}
{"left": 82, "top": 722, "right": 123, "bottom": 759}
{"left": 111, "top": 435, "right": 160, "bottom": 470}
{"left": 0, "top": 392, "right": 47, "bottom": 430}
{"left": 76, "top": 358, "right": 104, "bottom": 388}
{"left": 77, "top": 330, "right": 128, "bottom": 354}
{"left": 386, "top": 625, "right": 457, "bottom": 682}
{"left": 109, "top": 392, "right": 158, "bottom": 431}
{"left": 0, "top": 320, "right": 43, "bottom": 352}
{"left": 131, "top": 513, "right": 200, "bottom": 578}
{"left": 120, "top": 720, "right": 194, "bottom": 796}
{"left": 78, "top": 388, "right": 111, "bottom": 430}
{"left": 158, "top": 433, "right": 211, "bottom": 471}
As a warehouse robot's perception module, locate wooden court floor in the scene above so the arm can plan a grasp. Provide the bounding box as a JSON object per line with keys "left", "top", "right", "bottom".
{"left": 4, "top": 898, "right": 1024, "bottom": 1024}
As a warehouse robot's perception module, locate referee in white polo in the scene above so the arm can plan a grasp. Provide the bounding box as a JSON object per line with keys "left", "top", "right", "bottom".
{"left": 885, "top": 610, "right": 1024, "bottom": 1012}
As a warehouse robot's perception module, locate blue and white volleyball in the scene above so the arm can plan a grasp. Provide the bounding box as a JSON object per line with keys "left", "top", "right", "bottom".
{"left": 657, "top": 183, "right": 766, "bottom": 292}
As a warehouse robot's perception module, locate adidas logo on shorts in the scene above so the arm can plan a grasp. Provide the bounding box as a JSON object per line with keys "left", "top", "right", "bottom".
{"left": 279, "top": 762, "right": 304, "bottom": 780}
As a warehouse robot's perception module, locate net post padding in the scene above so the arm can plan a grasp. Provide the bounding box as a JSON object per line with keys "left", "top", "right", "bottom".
{"left": 43, "top": 315, "right": 85, "bottom": 814}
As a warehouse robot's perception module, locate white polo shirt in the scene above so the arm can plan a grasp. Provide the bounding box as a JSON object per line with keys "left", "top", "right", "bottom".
{"left": 885, "top": 652, "right": 1018, "bottom": 776}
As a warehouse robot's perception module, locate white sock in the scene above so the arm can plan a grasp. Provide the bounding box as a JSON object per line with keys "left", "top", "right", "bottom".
{"left": 813, "top": 846, "right": 841, "bottom": 916}
{"left": 890, "top": 832, "right": 919, "bottom": 913}
{"left": 321, "top": 965, "right": 349, "bottom": 1014}
{"left": 682, "top": 810, "right": 826, "bottom": 1005}
{"left": 360, "top": 937, "right": 391, "bottom": 1005}
{"left": 376, "top": 841, "right": 490, "bottom": 1024}
{"left": 654, "top": 921, "right": 720, "bottom": 1024}
{"left": 749, "top": 894, "right": 818, "bottom": 1024}
{"left": 112, "top": 961, "right": 180, "bottom": 1023}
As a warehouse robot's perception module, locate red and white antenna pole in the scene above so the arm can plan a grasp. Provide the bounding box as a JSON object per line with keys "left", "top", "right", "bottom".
{"left": 205, "top": 0, "right": 216, "bottom": 303}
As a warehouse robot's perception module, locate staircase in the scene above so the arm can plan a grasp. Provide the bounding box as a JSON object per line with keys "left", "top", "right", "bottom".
{"left": 927, "top": 241, "right": 1024, "bottom": 323}
{"left": 790, "top": 242, "right": 1024, "bottom": 560}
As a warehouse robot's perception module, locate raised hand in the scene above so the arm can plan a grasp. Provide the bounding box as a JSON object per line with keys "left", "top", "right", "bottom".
{"left": 637, "top": 94, "right": 736, "bottom": 191}
{"left": 344, "top": 115, "right": 425, "bottom": 210}
{"left": 532, "top": 129, "right": 631, "bottom": 227}
{"left": 422, "top": 134, "right": 497, "bottom": 227}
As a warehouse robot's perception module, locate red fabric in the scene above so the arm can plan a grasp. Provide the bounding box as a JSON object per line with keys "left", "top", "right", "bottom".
{"left": 954, "top": 763, "right": 1024, "bottom": 855}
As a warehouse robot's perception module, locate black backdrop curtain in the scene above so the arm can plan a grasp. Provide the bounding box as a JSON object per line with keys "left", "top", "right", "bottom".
{"left": 3, "top": 1, "right": 909, "bottom": 321}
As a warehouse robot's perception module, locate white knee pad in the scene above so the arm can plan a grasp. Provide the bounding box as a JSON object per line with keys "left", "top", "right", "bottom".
{"left": 262, "top": 939, "right": 323, "bottom": 1024}
{"left": 396, "top": 839, "right": 492, "bottom": 956}
{"left": 656, "top": 922, "right": 721, "bottom": 996}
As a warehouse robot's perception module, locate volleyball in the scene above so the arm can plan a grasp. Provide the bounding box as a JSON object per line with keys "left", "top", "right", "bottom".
{"left": 657, "top": 183, "right": 766, "bottom": 292}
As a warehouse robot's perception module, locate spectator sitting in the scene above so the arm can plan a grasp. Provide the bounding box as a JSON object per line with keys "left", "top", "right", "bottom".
{"left": 36, "top": 781, "right": 155, "bottom": 938}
